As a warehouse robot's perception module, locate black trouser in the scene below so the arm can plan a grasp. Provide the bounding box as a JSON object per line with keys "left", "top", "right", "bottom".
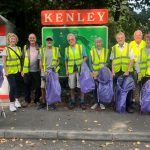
{"left": 7, "top": 72, "right": 21, "bottom": 102}
{"left": 93, "top": 80, "right": 100, "bottom": 104}
{"left": 24, "top": 71, "right": 41, "bottom": 103}
{"left": 113, "top": 71, "right": 134, "bottom": 109}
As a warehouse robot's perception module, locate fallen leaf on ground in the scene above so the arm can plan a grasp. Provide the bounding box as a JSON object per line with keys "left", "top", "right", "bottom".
{"left": 56, "top": 124, "right": 59, "bottom": 127}
{"left": 105, "top": 142, "right": 114, "bottom": 146}
{"left": 81, "top": 140, "right": 85, "bottom": 143}
{"left": 137, "top": 141, "right": 141, "bottom": 145}
{"left": 19, "top": 144, "right": 23, "bottom": 147}
{"left": 145, "top": 144, "right": 150, "bottom": 148}
{"left": 11, "top": 127, "right": 15, "bottom": 130}
{"left": 93, "top": 120, "right": 98, "bottom": 123}
{"left": 99, "top": 144, "right": 106, "bottom": 148}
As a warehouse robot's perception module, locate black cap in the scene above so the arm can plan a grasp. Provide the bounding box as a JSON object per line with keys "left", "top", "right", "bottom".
{"left": 46, "top": 36, "right": 53, "bottom": 41}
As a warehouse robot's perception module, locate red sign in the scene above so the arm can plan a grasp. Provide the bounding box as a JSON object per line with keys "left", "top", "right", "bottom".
{"left": 0, "top": 26, "right": 6, "bottom": 36}
{"left": 41, "top": 9, "right": 108, "bottom": 25}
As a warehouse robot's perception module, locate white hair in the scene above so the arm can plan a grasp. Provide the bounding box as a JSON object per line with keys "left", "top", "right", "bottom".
{"left": 67, "top": 33, "right": 76, "bottom": 40}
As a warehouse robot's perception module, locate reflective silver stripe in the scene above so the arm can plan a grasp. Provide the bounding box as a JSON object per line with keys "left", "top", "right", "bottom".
{"left": 113, "top": 56, "right": 129, "bottom": 60}
{"left": 23, "top": 66, "right": 29, "bottom": 68}
{"left": 68, "top": 57, "right": 82, "bottom": 61}
{"left": 7, "top": 58, "right": 19, "bottom": 61}
{"left": 139, "top": 61, "right": 147, "bottom": 64}
{"left": 6, "top": 64, "right": 20, "bottom": 67}
{"left": 140, "top": 67, "right": 146, "bottom": 70}
{"left": 93, "top": 62, "right": 105, "bottom": 66}
{"left": 113, "top": 62, "right": 129, "bottom": 66}
{"left": 68, "top": 64, "right": 81, "bottom": 67}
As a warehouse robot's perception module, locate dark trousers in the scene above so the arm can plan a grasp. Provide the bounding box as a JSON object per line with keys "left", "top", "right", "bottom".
{"left": 113, "top": 71, "right": 134, "bottom": 109}
{"left": 24, "top": 71, "right": 41, "bottom": 103}
{"left": 93, "top": 80, "right": 100, "bottom": 103}
{"left": 7, "top": 72, "right": 21, "bottom": 102}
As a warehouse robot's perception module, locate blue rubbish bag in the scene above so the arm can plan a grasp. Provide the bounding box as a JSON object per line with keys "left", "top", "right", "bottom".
{"left": 46, "top": 70, "right": 61, "bottom": 105}
{"left": 79, "top": 61, "right": 95, "bottom": 93}
{"left": 116, "top": 75, "right": 135, "bottom": 113}
{"left": 0, "top": 66, "right": 4, "bottom": 87}
{"left": 97, "top": 66, "right": 114, "bottom": 103}
{"left": 140, "top": 80, "right": 150, "bottom": 113}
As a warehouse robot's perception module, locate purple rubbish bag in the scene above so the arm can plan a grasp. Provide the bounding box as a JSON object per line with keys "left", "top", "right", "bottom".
{"left": 97, "top": 67, "right": 114, "bottom": 103}
{"left": 46, "top": 70, "right": 61, "bottom": 105}
{"left": 141, "top": 80, "right": 150, "bottom": 113}
{"left": 79, "top": 61, "right": 95, "bottom": 93}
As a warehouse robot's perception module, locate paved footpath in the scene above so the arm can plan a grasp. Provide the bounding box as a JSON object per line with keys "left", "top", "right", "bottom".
{"left": 0, "top": 105, "right": 150, "bottom": 141}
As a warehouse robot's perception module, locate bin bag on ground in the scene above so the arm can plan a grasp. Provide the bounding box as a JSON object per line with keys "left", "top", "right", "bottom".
{"left": 140, "top": 80, "right": 150, "bottom": 112}
{"left": 46, "top": 70, "right": 61, "bottom": 105}
{"left": 79, "top": 61, "right": 95, "bottom": 93}
{"left": 97, "top": 66, "right": 114, "bottom": 103}
{"left": 0, "top": 67, "right": 4, "bottom": 87}
{"left": 116, "top": 75, "right": 135, "bottom": 113}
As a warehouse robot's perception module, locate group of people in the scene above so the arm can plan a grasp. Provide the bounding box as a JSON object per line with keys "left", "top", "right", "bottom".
{"left": 1, "top": 30, "right": 150, "bottom": 113}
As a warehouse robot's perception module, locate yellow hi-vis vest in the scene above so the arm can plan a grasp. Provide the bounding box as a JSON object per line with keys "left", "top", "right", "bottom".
{"left": 22, "top": 45, "right": 39, "bottom": 73}
{"left": 129, "top": 40, "right": 146, "bottom": 63}
{"left": 39, "top": 46, "right": 60, "bottom": 73}
{"left": 5, "top": 46, "right": 21, "bottom": 74}
{"left": 65, "top": 44, "right": 83, "bottom": 74}
{"left": 90, "top": 47, "right": 108, "bottom": 73}
{"left": 112, "top": 43, "right": 133, "bottom": 73}
{"left": 139, "top": 48, "right": 150, "bottom": 77}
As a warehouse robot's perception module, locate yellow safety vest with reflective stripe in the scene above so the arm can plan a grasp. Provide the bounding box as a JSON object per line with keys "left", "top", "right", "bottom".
{"left": 65, "top": 44, "right": 83, "bottom": 74}
{"left": 5, "top": 46, "right": 21, "bottom": 74}
{"left": 139, "top": 48, "right": 147, "bottom": 77}
{"left": 139, "top": 48, "right": 150, "bottom": 77}
{"left": 23, "top": 46, "right": 29, "bottom": 73}
{"left": 39, "top": 47, "right": 60, "bottom": 73}
{"left": 129, "top": 40, "right": 146, "bottom": 64}
{"left": 22, "top": 45, "right": 39, "bottom": 73}
{"left": 112, "top": 43, "right": 133, "bottom": 73}
{"left": 90, "top": 47, "right": 108, "bottom": 74}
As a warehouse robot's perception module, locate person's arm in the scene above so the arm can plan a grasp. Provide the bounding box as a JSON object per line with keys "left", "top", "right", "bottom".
{"left": 65, "top": 50, "right": 69, "bottom": 77}
{"left": 110, "top": 49, "right": 115, "bottom": 76}
{"left": 2, "top": 56, "right": 7, "bottom": 76}
{"left": 82, "top": 47, "right": 87, "bottom": 62}
{"left": 124, "top": 49, "right": 134, "bottom": 76}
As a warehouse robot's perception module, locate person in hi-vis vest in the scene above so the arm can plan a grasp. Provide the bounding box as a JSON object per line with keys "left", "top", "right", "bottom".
{"left": 89, "top": 37, "right": 109, "bottom": 110}
{"left": 1, "top": 33, "right": 22, "bottom": 112}
{"left": 136, "top": 34, "right": 150, "bottom": 87}
{"left": 65, "top": 33, "right": 87, "bottom": 110}
{"left": 110, "top": 32, "right": 135, "bottom": 113}
{"left": 21, "top": 33, "right": 41, "bottom": 107}
{"left": 130, "top": 30, "right": 146, "bottom": 103}
{"left": 39, "top": 36, "right": 61, "bottom": 110}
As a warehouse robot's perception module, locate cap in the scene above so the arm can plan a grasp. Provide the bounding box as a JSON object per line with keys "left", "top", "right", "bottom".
{"left": 46, "top": 36, "right": 53, "bottom": 41}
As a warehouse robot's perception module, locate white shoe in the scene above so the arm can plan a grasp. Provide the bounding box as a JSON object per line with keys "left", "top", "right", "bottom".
{"left": 91, "top": 103, "right": 98, "bottom": 110}
{"left": 9, "top": 103, "right": 17, "bottom": 112}
{"left": 15, "top": 99, "right": 21, "bottom": 108}
{"left": 100, "top": 103, "right": 105, "bottom": 110}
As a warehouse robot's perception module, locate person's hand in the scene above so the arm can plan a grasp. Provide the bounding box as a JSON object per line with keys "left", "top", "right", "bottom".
{"left": 112, "top": 71, "right": 115, "bottom": 77}
{"left": 66, "top": 70, "right": 69, "bottom": 77}
{"left": 21, "top": 71, "right": 24, "bottom": 77}
{"left": 91, "top": 72, "right": 97, "bottom": 79}
{"left": 124, "top": 71, "right": 129, "bottom": 76}
{"left": 138, "top": 72, "right": 142, "bottom": 82}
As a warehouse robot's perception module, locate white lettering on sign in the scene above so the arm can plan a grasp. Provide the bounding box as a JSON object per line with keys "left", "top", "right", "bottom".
{"left": 78, "top": 13, "right": 84, "bottom": 22}
{"left": 56, "top": 13, "right": 63, "bottom": 22}
{"left": 87, "top": 12, "right": 95, "bottom": 21}
{"left": 44, "top": 13, "right": 52, "bottom": 22}
{"left": 66, "top": 13, "right": 74, "bottom": 22}
{"left": 97, "top": 12, "right": 105, "bottom": 21}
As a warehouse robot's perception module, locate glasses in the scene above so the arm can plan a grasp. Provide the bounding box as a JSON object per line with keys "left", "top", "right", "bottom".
{"left": 68, "top": 38, "right": 74, "bottom": 42}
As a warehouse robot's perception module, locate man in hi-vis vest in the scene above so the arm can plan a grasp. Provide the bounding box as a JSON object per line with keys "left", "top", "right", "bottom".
{"left": 65, "top": 33, "right": 87, "bottom": 110}
{"left": 110, "top": 32, "right": 134, "bottom": 113}
{"left": 39, "top": 36, "right": 61, "bottom": 110}
{"left": 130, "top": 30, "right": 146, "bottom": 102}
{"left": 89, "top": 37, "right": 109, "bottom": 110}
